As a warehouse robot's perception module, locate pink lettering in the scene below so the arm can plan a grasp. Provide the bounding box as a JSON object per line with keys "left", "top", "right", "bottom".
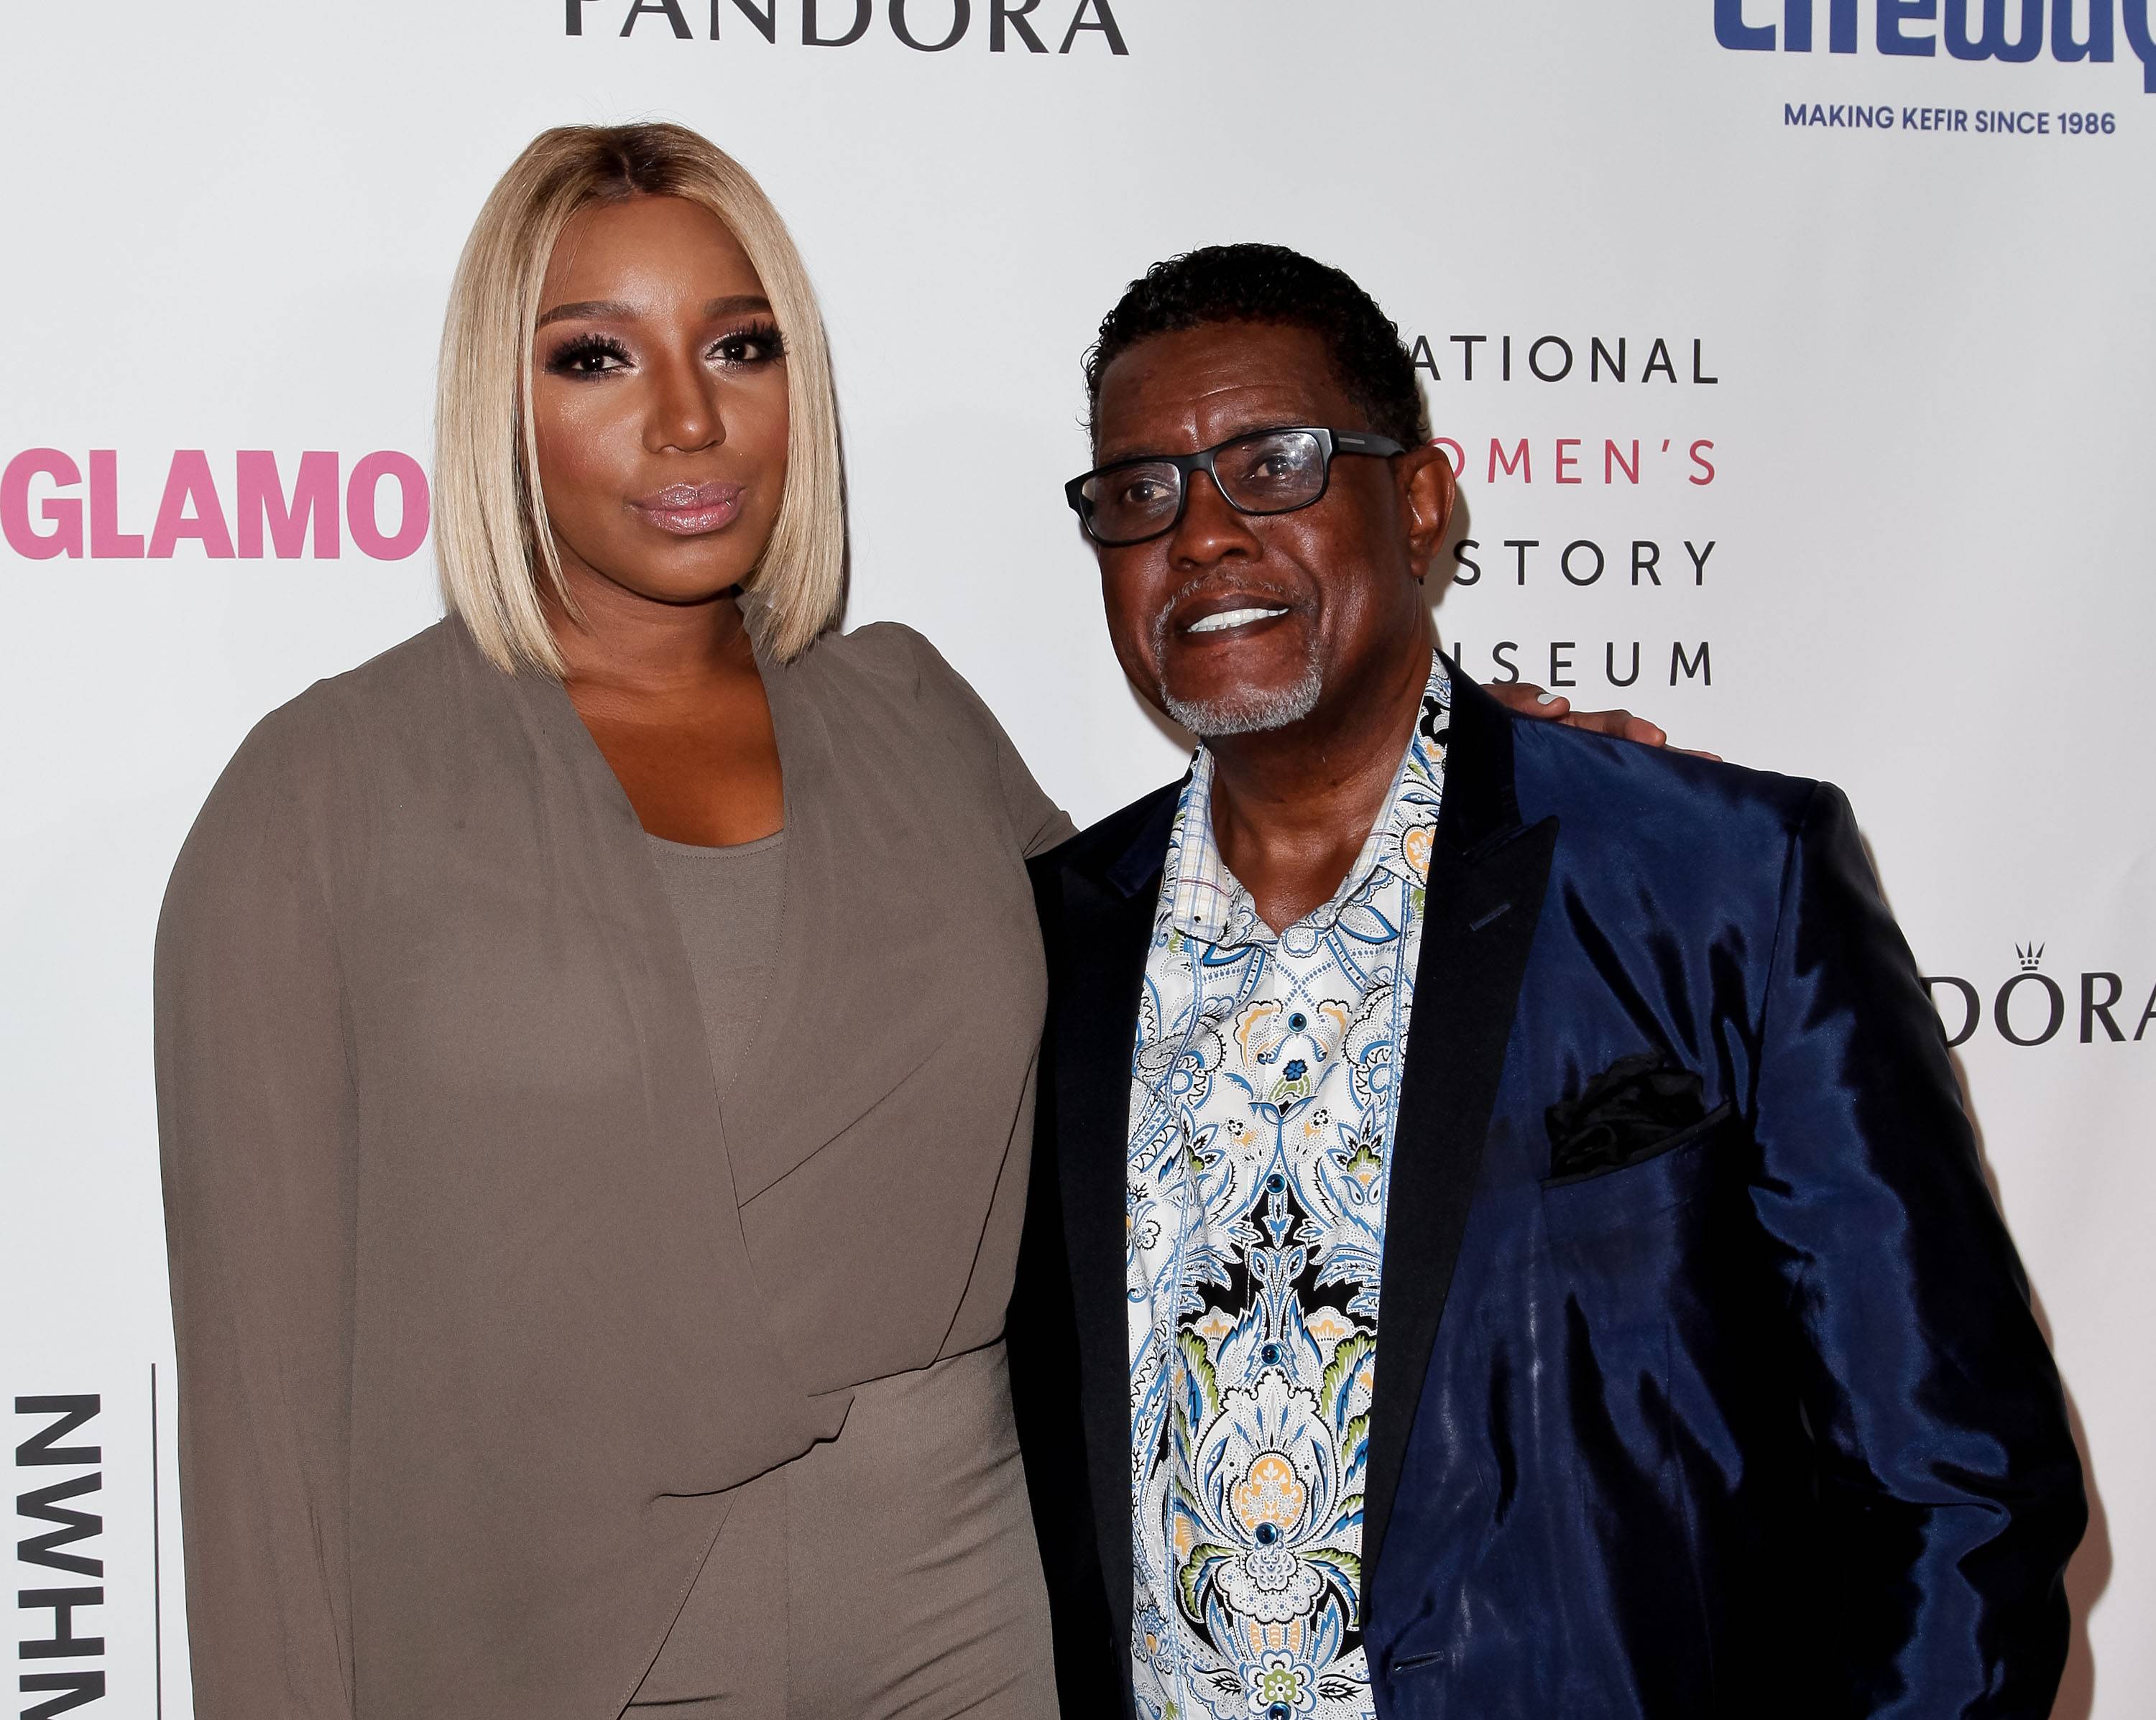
{"left": 90, "top": 450, "right": 144, "bottom": 557}
{"left": 148, "top": 450, "right": 236, "bottom": 558}
{"left": 238, "top": 450, "right": 341, "bottom": 558}
{"left": 346, "top": 451, "right": 430, "bottom": 560}
{"left": 1, "top": 449, "right": 83, "bottom": 559}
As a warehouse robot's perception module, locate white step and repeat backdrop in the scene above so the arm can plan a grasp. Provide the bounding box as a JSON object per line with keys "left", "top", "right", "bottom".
{"left": 3, "top": 1, "right": 2150, "bottom": 1714}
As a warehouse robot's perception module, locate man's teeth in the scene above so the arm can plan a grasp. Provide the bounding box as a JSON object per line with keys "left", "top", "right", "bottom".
{"left": 1185, "top": 606, "right": 1288, "bottom": 636}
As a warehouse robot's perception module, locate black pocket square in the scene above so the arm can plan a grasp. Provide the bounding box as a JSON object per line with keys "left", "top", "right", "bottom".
{"left": 1545, "top": 1052, "right": 1708, "bottom": 1182}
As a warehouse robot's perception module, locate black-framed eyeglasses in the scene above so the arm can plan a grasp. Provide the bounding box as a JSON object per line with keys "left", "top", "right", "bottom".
{"left": 1064, "top": 425, "right": 1406, "bottom": 547}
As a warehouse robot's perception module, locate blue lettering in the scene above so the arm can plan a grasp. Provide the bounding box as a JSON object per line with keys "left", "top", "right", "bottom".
{"left": 1947, "top": 0, "right": 2045, "bottom": 58}
{"left": 2126, "top": 0, "right": 2156, "bottom": 84}
{"left": 2053, "top": 0, "right": 2116, "bottom": 57}
{"left": 1879, "top": 0, "right": 1939, "bottom": 53}
{"left": 1785, "top": 0, "right": 1861, "bottom": 50}
{"left": 1715, "top": 0, "right": 1777, "bottom": 48}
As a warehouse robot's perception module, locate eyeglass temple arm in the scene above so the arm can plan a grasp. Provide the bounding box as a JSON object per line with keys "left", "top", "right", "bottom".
{"left": 1328, "top": 430, "right": 1407, "bottom": 456}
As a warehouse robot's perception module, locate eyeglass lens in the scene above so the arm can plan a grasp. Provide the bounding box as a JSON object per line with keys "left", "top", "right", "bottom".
{"left": 1082, "top": 430, "right": 1327, "bottom": 544}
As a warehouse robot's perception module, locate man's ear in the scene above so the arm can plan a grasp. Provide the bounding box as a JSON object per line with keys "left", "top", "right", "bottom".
{"left": 1397, "top": 443, "right": 1457, "bottom": 582}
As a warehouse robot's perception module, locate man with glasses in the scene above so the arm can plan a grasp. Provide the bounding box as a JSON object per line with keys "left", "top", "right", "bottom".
{"left": 1008, "top": 244, "right": 2084, "bottom": 1720}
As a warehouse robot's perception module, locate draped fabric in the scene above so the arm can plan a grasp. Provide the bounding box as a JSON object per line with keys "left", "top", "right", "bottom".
{"left": 157, "top": 615, "right": 1070, "bottom": 1720}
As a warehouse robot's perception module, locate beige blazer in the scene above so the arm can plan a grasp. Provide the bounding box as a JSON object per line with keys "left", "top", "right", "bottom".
{"left": 155, "top": 616, "right": 1072, "bottom": 1720}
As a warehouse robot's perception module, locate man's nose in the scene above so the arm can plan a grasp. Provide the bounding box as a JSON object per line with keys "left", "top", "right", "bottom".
{"left": 1166, "top": 468, "right": 1260, "bottom": 567}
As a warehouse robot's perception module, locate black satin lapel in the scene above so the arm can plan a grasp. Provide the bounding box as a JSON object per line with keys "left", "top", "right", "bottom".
{"left": 1359, "top": 813, "right": 1557, "bottom": 1624}
{"left": 1051, "top": 859, "right": 1159, "bottom": 1646}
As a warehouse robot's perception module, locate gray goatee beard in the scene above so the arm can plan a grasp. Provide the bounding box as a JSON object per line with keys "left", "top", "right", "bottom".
{"left": 1161, "top": 660, "right": 1324, "bottom": 737}
{"left": 1150, "top": 596, "right": 1325, "bottom": 736}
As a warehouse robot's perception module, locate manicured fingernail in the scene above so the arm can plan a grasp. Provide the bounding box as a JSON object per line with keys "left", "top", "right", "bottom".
{"left": 1537, "top": 693, "right": 1559, "bottom": 705}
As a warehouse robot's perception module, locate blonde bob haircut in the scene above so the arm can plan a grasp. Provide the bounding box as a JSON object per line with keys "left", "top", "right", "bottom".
{"left": 435, "top": 123, "right": 845, "bottom": 673}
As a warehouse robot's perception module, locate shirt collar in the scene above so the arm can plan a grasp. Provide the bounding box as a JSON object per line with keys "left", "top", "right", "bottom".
{"left": 1162, "top": 652, "right": 1452, "bottom": 951}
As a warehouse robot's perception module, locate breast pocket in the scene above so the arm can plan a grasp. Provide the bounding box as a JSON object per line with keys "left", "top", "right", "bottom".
{"left": 1537, "top": 1102, "right": 1743, "bottom": 1301}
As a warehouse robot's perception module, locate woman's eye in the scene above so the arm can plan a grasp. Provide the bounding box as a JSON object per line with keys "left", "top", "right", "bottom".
{"left": 711, "top": 325, "right": 786, "bottom": 366}
{"left": 545, "top": 336, "right": 630, "bottom": 378}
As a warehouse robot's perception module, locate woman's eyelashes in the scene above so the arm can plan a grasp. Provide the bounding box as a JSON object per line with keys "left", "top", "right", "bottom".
{"left": 541, "top": 321, "right": 786, "bottom": 381}
{"left": 711, "top": 320, "right": 786, "bottom": 367}
{"left": 544, "top": 333, "right": 632, "bottom": 379}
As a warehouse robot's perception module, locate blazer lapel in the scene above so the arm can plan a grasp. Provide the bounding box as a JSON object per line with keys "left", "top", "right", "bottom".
{"left": 1044, "top": 782, "right": 1180, "bottom": 1648}
{"left": 1359, "top": 667, "right": 1557, "bottom": 1625}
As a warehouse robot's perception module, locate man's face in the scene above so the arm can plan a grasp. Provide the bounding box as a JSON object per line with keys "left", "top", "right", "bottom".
{"left": 1088, "top": 320, "right": 1453, "bottom": 739}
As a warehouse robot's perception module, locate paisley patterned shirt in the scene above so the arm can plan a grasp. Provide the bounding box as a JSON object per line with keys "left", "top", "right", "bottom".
{"left": 1126, "top": 655, "right": 1450, "bottom": 1720}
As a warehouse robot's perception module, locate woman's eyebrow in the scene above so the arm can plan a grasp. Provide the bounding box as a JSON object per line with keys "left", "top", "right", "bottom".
{"left": 536, "top": 298, "right": 632, "bottom": 328}
{"left": 536, "top": 294, "right": 772, "bottom": 329}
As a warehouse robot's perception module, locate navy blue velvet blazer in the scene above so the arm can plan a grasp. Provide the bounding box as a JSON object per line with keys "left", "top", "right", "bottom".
{"left": 1008, "top": 663, "right": 2084, "bottom": 1719}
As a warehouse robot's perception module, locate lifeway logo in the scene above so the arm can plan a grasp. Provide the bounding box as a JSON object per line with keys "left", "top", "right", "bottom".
{"left": 1714, "top": 0, "right": 2156, "bottom": 89}
{"left": 1, "top": 450, "right": 429, "bottom": 562}
{"left": 1923, "top": 943, "right": 2155, "bottom": 1048}
{"left": 568, "top": 0, "right": 1129, "bottom": 53}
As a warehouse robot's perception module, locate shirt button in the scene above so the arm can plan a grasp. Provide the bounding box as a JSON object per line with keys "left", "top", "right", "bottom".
{"left": 1261, "top": 1343, "right": 1281, "bottom": 1365}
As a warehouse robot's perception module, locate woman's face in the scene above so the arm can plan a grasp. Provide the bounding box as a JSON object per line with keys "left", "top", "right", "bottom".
{"left": 530, "top": 194, "right": 791, "bottom": 609}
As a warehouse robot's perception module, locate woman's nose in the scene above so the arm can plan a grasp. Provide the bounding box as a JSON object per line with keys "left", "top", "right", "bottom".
{"left": 645, "top": 355, "right": 724, "bottom": 455}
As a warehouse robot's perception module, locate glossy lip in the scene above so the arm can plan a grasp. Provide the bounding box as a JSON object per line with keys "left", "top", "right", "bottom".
{"left": 631, "top": 481, "right": 745, "bottom": 537}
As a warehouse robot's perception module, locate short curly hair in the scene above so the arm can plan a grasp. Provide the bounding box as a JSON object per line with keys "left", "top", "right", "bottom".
{"left": 1083, "top": 243, "right": 1427, "bottom": 449}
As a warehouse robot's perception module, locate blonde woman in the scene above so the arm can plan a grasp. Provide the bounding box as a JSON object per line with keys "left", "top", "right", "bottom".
{"left": 157, "top": 124, "right": 1070, "bottom": 1719}
{"left": 156, "top": 122, "right": 1657, "bottom": 1719}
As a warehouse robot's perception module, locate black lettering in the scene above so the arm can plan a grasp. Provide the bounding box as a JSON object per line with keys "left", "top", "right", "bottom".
{"left": 1491, "top": 641, "right": 1519, "bottom": 683}
{"left": 2135, "top": 982, "right": 2156, "bottom": 1042}
{"left": 1059, "top": 0, "right": 1127, "bottom": 51}
{"left": 1692, "top": 338, "right": 1719, "bottom": 383}
{"left": 1451, "top": 540, "right": 1480, "bottom": 584}
{"left": 1925, "top": 976, "right": 1981, "bottom": 1046}
{"left": 17, "top": 1475, "right": 101, "bottom": 1577}
{"left": 566, "top": 0, "right": 599, "bottom": 32}
{"left": 1686, "top": 540, "right": 1715, "bottom": 584}
{"left": 1450, "top": 333, "right": 1485, "bottom": 379}
{"left": 620, "top": 0, "right": 691, "bottom": 34}
{"left": 1995, "top": 971, "right": 2065, "bottom": 1045}
{"left": 890, "top": 0, "right": 969, "bottom": 47}
{"left": 1606, "top": 641, "right": 1641, "bottom": 688}
{"left": 1643, "top": 338, "right": 1677, "bottom": 383}
{"left": 1560, "top": 540, "right": 1604, "bottom": 586}
{"left": 19, "top": 1671, "right": 104, "bottom": 1720}
{"left": 989, "top": 0, "right": 1044, "bottom": 46}
{"left": 1631, "top": 540, "right": 1662, "bottom": 586}
{"left": 1590, "top": 336, "right": 1626, "bottom": 381}
{"left": 1409, "top": 334, "right": 1440, "bottom": 379}
{"left": 714, "top": 0, "right": 777, "bottom": 37}
{"left": 804, "top": 0, "right": 872, "bottom": 42}
{"left": 17, "top": 1588, "right": 104, "bottom": 1660}
{"left": 13, "top": 1400, "right": 98, "bottom": 1469}
{"left": 1528, "top": 336, "right": 1573, "bottom": 382}
{"left": 1549, "top": 642, "right": 1576, "bottom": 688}
{"left": 2081, "top": 972, "right": 2126, "bottom": 1042}
{"left": 1672, "top": 641, "right": 1711, "bottom": 685}
{"left": 1504, "top": 539, "right": 1536, "bottom": 584}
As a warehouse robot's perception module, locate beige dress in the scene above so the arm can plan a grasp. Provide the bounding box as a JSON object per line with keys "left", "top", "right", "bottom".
{"left": 155, "top": 614, "right": 1074, "bottom": 1720}
{"left": 636, "top": 832, "right": 1052, "bottom": 1714}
